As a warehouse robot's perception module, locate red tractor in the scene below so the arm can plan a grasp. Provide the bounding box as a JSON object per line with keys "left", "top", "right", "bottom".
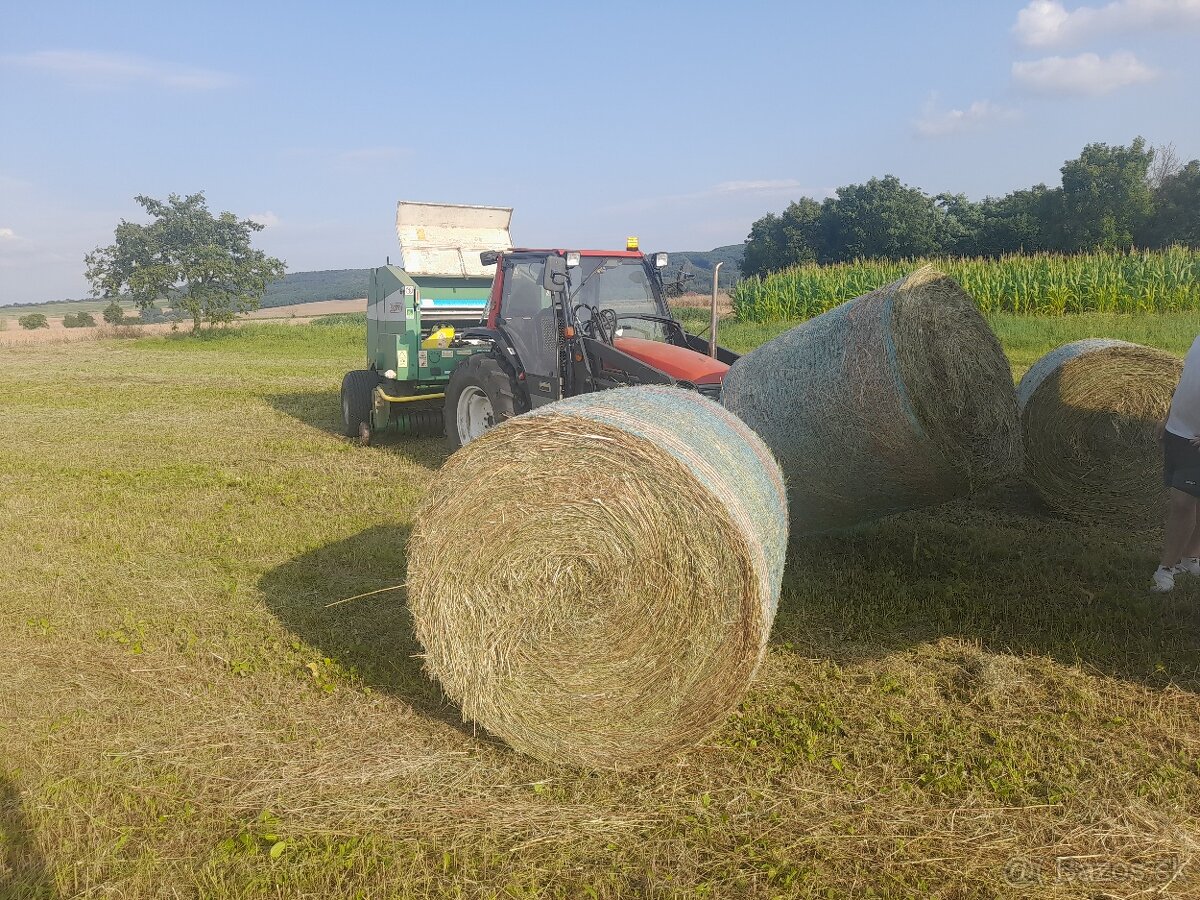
{"left": 444, "top": 244, "right": 739, "bottom": 448}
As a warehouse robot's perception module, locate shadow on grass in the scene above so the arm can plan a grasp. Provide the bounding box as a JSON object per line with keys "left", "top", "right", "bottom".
{"left": 257, "top": 524, "right": 492, "bottom": 741}
{"left": 772, "top": 489, "right": 1200, "bottom": 692}
{"left": 268, "top": 390, "right": 451, "bottom": 469}
{"left": 0, "top": 775, "right": 55, "bottom": 900}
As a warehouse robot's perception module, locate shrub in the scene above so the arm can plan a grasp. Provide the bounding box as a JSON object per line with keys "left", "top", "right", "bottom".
{"left": 18, "top": 313, "right": 49, "bottom": 330}
{"left": 102, "top": 301, "right": 126, "bottom": 325}
{"left": 63, "top": 312, "right": 97, "bottom": 328}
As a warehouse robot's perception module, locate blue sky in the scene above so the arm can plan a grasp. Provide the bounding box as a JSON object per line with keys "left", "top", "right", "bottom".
{"left": 2, "top": 0, "right": 1199, "bottom": 304}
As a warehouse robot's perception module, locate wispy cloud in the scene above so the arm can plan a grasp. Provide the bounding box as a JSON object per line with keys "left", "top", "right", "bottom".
{"left": 248, "top": 212, "right": 280, "bottom": 229}
{"left": 1012, "top": 50, "right": 1159, "bottom": 94}
{"left": 914, "top": 97, "right": 1020, "bottom": 138}
{"left": 601, "top": 179, "right": 824, "bottom": 215}
{"left": 711, "top": 179, "right": 806, "bottom": 194}
{"left": 338, "top": 146, "right": 407, "bottom": 164}
{"left": 0, "top": 228, "right": 17, "bottom": 241}
{"left": 2, "top": 50, "right": 235, "bottom": 90}
{"left": 1013, "top": 0, "right": 1200, "bottom": 47}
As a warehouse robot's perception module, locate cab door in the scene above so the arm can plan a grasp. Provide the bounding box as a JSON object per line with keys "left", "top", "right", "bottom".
{"left": 497, "top": 257, "right": 562, "bottom": 406}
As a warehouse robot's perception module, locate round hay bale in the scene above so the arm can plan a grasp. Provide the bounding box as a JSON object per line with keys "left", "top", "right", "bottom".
{"left": 721, "top": 266, "right": 1022, "bottom": 534}
{"left": 1016, "top": 339, "right": 1182, "bottom": 528}
{"left": 406, "top": 385, "right": 788, "bottom": 769}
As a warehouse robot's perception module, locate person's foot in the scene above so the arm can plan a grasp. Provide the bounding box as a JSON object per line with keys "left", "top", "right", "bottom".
{"left": 1176, "top": 557, "right": 1200, "bottom": 576}
{"left": 1151, "top": 565, "right": 1177, "bottom": 593}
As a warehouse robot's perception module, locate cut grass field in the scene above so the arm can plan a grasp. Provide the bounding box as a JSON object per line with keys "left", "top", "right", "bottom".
{"left": 2, "top": 316, "right": 1199, "bottom": 898}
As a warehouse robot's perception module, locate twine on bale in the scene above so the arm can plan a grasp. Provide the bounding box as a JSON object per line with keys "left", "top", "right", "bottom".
{"left": 721, "top": 266, "right": 1022, "bottom": 534}
{"left": 406, "top": 386, "right": 788, "bottom": 770}
{"left": 1016, "top": 339, "right": 1182, "bottom": 529}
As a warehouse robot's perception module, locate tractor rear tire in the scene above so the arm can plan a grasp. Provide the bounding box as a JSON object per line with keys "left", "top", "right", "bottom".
{"left": 444, "top": 354, "right": 527, "bottom": 450}
{"left": 341, "top": 369, "right": 380, "bottom": 439}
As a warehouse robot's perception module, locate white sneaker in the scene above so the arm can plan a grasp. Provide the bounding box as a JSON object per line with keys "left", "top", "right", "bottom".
{"left": 1151, "top": 566, "right": 1177, "bottom": 593}
{"left": 1176, "top": 557, "right": 1200, "bottom": 576}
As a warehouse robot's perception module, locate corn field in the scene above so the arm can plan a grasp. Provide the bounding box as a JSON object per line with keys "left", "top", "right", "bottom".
{"left": 731, "top": 248, "right": 1200, "bottom": 323}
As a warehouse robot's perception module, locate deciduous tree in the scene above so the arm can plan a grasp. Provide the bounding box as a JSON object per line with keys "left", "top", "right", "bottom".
{"left": 86, "top": 193, "right": 285, "bottom": 333}
{"left": 1058, "top": 138, "right": 1154, "bottom": 251}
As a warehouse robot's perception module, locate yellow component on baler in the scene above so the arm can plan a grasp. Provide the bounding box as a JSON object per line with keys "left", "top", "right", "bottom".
{"left": 422, "top": 326, "right": 455, "bottom": 349}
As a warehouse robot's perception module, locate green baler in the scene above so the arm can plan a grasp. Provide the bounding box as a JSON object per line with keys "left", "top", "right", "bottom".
{"left": 341, "top": 202, "right": 512, "bottom": 440}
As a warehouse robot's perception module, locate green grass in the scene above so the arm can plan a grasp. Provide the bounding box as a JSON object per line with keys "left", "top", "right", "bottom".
{"left": 1, "top": 320, "right": 1198, "bottom": 897}
{"left": 733, "top": 248, "right": 1200, "bottom": 322}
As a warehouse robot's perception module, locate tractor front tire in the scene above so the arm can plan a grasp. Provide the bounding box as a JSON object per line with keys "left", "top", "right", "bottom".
{"left": 444, "top": 354, "right": 526, "bottom": 450}
{"left": 341, "top": 369, "right": 380, "bottom": 439}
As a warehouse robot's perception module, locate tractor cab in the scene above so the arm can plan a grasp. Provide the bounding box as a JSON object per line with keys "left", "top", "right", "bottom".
{"left": 447, "top": 241, "right": 739, "bottom": 446}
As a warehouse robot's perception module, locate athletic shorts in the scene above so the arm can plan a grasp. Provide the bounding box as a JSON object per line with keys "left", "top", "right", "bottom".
{"left": 1163, "top": 430, "right": 1200, "bottom": 495}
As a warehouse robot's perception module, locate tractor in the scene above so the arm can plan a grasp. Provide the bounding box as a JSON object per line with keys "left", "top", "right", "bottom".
{"left": 340, "top": 202, "right": 739, "bottom": 448}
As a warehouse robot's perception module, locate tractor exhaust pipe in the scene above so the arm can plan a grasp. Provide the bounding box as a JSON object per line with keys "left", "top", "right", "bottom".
{"left": 708, "top": 262, "right": 723, "bottom": 358}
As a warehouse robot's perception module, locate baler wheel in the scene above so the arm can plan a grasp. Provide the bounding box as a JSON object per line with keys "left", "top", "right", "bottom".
{"left": 340, "top": 369, "right": 380, "bottom": 439}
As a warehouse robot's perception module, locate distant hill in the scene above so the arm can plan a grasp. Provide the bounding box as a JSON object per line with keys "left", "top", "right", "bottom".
{"left": 663, "top": 245, "right": 744, "bottom": 291}
{"left": 259, "top": 269, "right": 368, "bottom": 307}
{"left": 3, "top": 250, "right": 744, "bottom": 313}
{"left": 1, "top": 269, "right": 370, "bottom": 314}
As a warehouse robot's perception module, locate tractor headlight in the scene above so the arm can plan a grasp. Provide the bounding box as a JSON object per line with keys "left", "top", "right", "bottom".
{"left": 653, "top": 252, "right": 668, "bottom": 268}
{"left": 565, "top": 251, "right": 581, "bottom": 268}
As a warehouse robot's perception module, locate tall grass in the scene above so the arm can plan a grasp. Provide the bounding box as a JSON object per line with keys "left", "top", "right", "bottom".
{"left": 732, "top": 247, "right": 1200, "bottom": 322}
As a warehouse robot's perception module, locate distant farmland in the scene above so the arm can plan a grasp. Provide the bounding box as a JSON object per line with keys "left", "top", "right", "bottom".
{"left": 0, "top": 269, "right": 370, "bottom": 321}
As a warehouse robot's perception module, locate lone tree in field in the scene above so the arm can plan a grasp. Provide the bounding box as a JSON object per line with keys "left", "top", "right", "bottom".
{"left": 86, "top": 193, "right": 285, "bottom": 333}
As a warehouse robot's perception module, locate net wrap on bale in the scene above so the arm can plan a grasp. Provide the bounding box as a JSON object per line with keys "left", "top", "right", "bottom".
{"left": 1016, "top": 339, "right": 1182, "bottom": 528}
{"left": 407, "top": 385, "right": 788, "bottom": 769}
{"left": 721, "top": 266, "right": 1022, "bottom": 534}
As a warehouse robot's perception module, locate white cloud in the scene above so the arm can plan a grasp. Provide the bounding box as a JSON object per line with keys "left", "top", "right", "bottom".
{"left": 1012, "top": 51, "right": 1159, "bottom": 94}
{"left": 1013, "top": 0, "right": 1200, "bottom": 47}
{"left": 0, "top": 228, "right": 16, "bottom": 241}
{"left": 712, "top": 179, "right": 806, "bottom": 194}
{"left": 914, "top": 98, "right": 1020, "bottom": 138}
{"left": 248, "top": 212, "right": 280, "bottom": 229}
{"left": 2, "top": 50, "right": 235, "bottom": 90}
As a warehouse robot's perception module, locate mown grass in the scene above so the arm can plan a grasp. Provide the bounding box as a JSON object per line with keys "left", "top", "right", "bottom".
{"left": 1, "top": 321, "right": 1198, "bottom": 898}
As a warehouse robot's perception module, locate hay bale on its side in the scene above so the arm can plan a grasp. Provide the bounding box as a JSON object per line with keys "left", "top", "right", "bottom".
{"left": 406, "top": 386, "right": 787, "bottom": 769}
{"left": 1017, "top": 339, "right": 1182, "bottom": 528}
{"left": 722, "top": 266, "right": 1022, "bottom": 534}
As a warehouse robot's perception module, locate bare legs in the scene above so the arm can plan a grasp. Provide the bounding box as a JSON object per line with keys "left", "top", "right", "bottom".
{"left": 1160, "top": 488, "right": 1200, "bottom": 568}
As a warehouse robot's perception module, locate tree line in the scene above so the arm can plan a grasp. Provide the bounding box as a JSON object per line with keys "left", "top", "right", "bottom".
{"left": 741, "top": 137, "right": 1200, "bottom": 279}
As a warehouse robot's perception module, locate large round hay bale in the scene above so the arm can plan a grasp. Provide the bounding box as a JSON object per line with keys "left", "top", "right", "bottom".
{"left": 406, "top": 385, "right": 788, "bottom": 769}
{"left": 721, "top": 266, "right": 1022, "bottom": 534}
{"left": 1016, "top": 339, "right": 1182, "bottom": 528}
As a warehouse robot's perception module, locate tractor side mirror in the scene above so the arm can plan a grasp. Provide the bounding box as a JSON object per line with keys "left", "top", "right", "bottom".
{"left": 542, "top": 255, "right": 569, "bottom": 293}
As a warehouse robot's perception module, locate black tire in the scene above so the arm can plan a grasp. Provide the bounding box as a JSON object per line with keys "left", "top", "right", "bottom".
{"left": 340, "top": 369, "right": 380, "bottom": 438}
{"left": 443, "top": 354, "right": 527, "bottom": 450}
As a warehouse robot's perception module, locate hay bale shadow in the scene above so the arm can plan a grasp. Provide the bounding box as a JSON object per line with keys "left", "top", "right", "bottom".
{"left": 772, "top": 499, "right": 1200, "bottom": 692}
{"left": 0, "top": 775, "right": 56, "bottom": 899}
{"left": 267, "top": 390, "right": 451, "bottom": 467}
{"left": 258, "top": 524, "right": 489, "bottom": 739}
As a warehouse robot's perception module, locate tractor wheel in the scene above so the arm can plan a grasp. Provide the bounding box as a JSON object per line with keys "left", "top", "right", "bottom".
{"left": 340, "top": 369, "right": 380, "bottom": 439}
{"left": 444, "top": 354, "right": 526, "bottom": 450}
